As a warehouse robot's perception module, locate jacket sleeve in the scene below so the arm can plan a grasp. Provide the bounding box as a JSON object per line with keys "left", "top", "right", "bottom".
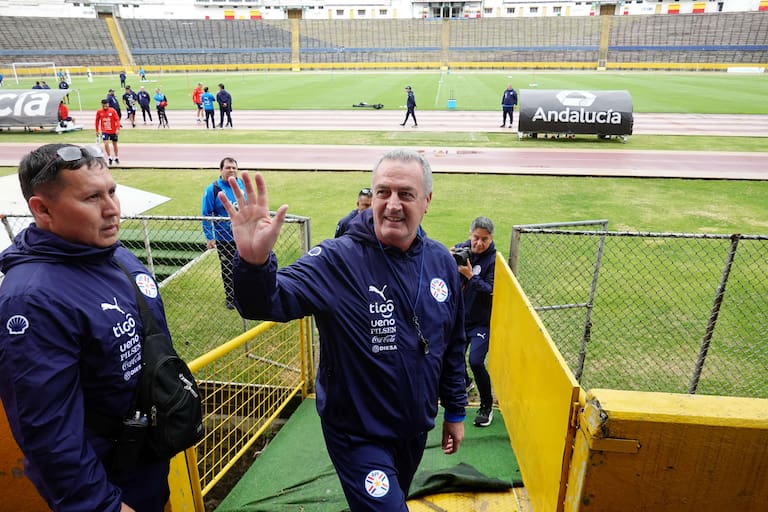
{"left": 465, "top": 261, "right": 495, "bottom": 296}
{"left": 232, "top": 250, "right": 337, "bottom": 322}
{"left": 0, "top": 295, "right": 122, "bottom": 511}
{"left": 201, "top": 184, "right": 215, "bottom": 240}
{"left": 439, "top": 272, "right": 468, "bottom": 422}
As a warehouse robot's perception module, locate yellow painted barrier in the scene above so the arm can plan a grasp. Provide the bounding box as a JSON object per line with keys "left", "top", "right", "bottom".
{"left": 489, "top": 252, "right": 581, "bottom": 512}
{"left": 0, "top": 405, "right": 48, "bottom": 510}
{"left": 565, "top": 389, "right": 768, "bottom": 511}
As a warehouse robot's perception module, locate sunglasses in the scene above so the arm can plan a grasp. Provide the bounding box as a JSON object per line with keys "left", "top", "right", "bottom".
{"left": 38, "top": 145, "right": 104, "bottom": 176}
{"left": 359, "top": 188, "right": 373, "bottom": 197}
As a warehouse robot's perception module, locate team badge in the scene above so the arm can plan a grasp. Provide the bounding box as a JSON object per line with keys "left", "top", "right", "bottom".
{"left": 365, "top": 469, "right": 390, "bottom": 498}
{"left": 430, "top": 277, "right": 449, "bottom": 303}
{"left": 135, "top": 273, "right": 158, "bottom": 298}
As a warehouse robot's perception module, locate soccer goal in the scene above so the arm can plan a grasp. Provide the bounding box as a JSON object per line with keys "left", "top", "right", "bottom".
{"left": 11, "top": 62, "right": 57, "bottom": 85}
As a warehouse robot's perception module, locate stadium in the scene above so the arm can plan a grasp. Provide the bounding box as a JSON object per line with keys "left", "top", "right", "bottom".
{"left": 1, "top": 3, "right": 768, "bottom": 512}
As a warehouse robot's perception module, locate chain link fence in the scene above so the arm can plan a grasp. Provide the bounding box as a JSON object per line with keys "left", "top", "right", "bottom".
{"left": 509, "top": 221, "right": 768, "bottom": 399}
{"left": 1, "top": 213, "right": 311, "bottom": 363}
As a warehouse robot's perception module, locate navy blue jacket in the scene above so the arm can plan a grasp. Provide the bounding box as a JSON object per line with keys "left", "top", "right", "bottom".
{"left": 216, "top": 89, "right": 232, "bottom": 111}
{"left": 106, "top": 94, "right": 121, "bottom": 118}
{"left": 233, "top": 208, "right": 467, "bottom": 440}
{"left": 0, "top": 225, "right": 171, "bottom": 511}
{"left": 502, "top": 88, "right": 518, "bottom": 109}
{"left": 407, "top": 90, "right": 416, "bottom": 109}
{"left": 454, "top": 240, "right": 496, "bottom": 329}
{"left": 334, "top": 208, "right": 359, "bottom": 238}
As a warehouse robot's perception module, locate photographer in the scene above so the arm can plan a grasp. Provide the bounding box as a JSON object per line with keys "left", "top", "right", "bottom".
{"left": 451, "top": 216, "right": 497, "bottom": 427}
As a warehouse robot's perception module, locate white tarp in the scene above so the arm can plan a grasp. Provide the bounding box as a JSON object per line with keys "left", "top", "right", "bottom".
{"left": 0, "top": 89, "right": 69, "bottom": 128}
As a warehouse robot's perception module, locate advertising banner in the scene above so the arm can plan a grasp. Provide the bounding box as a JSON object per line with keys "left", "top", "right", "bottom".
{"left": 518, "top": 89, "right": 633, "bottom": 137}
{"left": 0, "top": 89, "right": 69, "bottom": 129}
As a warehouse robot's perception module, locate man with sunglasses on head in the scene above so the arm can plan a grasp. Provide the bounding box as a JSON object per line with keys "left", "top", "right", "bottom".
{"left": 334, "top": 187, "right": 373, "bottom": 238}
{"left": 0, "top": 144, "right": 175, "bottom": 512}
{"left": 95, "top": 99, "right": 121, "bottom": 166}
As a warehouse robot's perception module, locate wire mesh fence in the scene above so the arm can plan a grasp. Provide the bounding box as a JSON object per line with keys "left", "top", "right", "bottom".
{"left": 1, "top": 213, "right": 311, "bottom": 363}
{"left": 510, "top": 221, "right": 768, "bottom": 399}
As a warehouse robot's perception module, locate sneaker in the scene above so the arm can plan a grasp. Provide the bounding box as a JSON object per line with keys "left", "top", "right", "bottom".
{"left": 114, "top": 158, "right": 120, "bottom": 164}
{"left": 108, "top": 158, "right": 112, "bottom": 165}
{"left": 474, "top": 406, "right": 493, "bottom": 427}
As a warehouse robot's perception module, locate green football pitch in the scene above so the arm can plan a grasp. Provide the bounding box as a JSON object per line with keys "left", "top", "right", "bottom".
{"left": 14, "top": 69, "right": 768, "bottom": 114}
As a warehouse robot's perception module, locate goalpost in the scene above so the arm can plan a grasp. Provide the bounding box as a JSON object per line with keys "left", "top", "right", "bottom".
{"left": 11, "top": 62, "right": 58, "bottom": 85}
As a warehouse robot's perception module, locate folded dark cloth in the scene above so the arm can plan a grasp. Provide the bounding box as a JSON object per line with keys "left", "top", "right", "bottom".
{"left": 408, "top": 462, "right": 513, "bottom": 499}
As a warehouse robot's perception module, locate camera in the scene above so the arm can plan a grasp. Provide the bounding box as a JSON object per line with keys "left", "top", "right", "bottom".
{"left": 453, "top": 247, "right": 472, "bottom": 266}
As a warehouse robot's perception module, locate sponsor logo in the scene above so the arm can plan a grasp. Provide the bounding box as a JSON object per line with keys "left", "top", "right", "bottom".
{"left": 368, "top": 284, "right": 398, "bottom": 352}
{"left": 556, "top": 90, "right": 596, "bottom": 108}
{"left": 0, "top": 91, "right": 57, "bottom": 118}
{"left": 532, "top": 106, "right": 622, "bottom": 125}
{"left": 101, "top": 297, "right": 126, "bottom": 315}
{"left": 308, "top": 246, "right": 322, "bottom": 257}
{"left": 531, "top": 90, "right": 622, "bottom": 126}
{"left": 365, "top": 469, "right": 390, "bottom": 498}
{"left": 430, "top": 278, "right": 449, "bottom": 303}
{"left": 371, "top": 334, "right": 396, "bottom": 344}
{"left": 368, "top": 284, "right": 394, "bottom": 319}
{"left": 6, "top": 315, "right": 29, "bottom": 335}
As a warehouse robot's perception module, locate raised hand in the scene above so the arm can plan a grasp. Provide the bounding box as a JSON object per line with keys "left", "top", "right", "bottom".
{"left": 218, "top": 171, "right": 288, "bottom": 265}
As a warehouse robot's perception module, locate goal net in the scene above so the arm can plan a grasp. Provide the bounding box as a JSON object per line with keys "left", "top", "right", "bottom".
{"left": 11, "top": 62, "right": 57, "bottom": 85}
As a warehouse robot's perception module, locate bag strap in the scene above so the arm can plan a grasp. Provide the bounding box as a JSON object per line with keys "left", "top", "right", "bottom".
{"left": 116, "top": 261, "right": 164, "bottom": 338}
{"left": 85, "top": 261, "right": 159, "bottom": 437}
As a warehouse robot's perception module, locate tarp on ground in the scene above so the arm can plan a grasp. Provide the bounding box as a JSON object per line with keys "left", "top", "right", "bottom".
{"left": 216, "top": 398, "right": 522, "bottom": 512}
{"left": 0, "top": 89, "right": 68, "bottom": 128}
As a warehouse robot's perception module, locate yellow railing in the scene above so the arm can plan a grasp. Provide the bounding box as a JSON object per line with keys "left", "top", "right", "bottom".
{"left": 167, "top": 317, "right": 314, "bottom": 511}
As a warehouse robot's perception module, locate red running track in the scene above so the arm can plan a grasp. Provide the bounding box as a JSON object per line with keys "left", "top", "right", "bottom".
{"left": 0, "top": 112, "right": 766, "bottom": 179}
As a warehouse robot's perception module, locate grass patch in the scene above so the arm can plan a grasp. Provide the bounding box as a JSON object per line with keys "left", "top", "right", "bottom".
{"left": 9, "top": 70, "right": 768, "bottom": 114}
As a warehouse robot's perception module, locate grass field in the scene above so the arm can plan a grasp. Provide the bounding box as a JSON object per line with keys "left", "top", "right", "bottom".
{"left": 10, "top": 70, "right": 768, "bottom": 114}
{"left": 2, "top": 70, "right": 766, "bottom": 397}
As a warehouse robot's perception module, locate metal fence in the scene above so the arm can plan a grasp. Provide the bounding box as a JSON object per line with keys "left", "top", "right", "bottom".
{"left": 183, "top": 317, "right": 313, "bottom": 505}
{"left": 1, "top": 213, "right": 312, "bottom": 363}
{"left": 509, "top": 221, "right": 768, "bottom": 399}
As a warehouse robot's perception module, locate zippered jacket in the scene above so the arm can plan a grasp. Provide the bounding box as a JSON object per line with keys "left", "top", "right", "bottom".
{"left": 233, "top": 208, "right": 467, "bottom": 440}
{"left": 0, "top": 225, "right": 171, "bottom": 511}
{"left": 201, "top": 177, "right": 245, "bottom": 242}
{"left": 454, "top": 240, "right": 496, "bottom": 329}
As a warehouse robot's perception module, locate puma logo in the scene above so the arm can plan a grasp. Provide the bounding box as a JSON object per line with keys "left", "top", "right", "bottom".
{"left": 368, "top": 285, "right": 388, "bottom": 301}
{"left": 101, "top": 297, "right": 126, "bottom": 316}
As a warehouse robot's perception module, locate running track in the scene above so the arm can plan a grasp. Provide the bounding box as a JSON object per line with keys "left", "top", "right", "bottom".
{"left": 0, "top": 111, "right": 766, "bottom": 179}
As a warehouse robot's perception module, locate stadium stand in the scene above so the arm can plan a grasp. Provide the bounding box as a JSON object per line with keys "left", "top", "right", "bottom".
{"left": 0, "top": 17, "right": 119, "bottom": 68}
{"left": 0, "top": 13, "right": 766, "bottom": 73}
{"left": 608, "top": 12, "right": 768, "bottom": 64}
{"left": 121, "top": 19, "right": 293, "bottom": 66}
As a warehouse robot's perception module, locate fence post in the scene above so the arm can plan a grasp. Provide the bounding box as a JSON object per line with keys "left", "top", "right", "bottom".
{"left": 576, "top": 231, "right": 607, "bottom": 381}
{"left": 509, "top": 226, "right": 522, "bottom": 275}
{"left": 1, "top": 215, "right": 15, "bottom": 242}
{"left": 140, "top": 218, "right": 155, "bottom": 277}
{"left": 688, "top": 234, "right": 741, "bottom": 394}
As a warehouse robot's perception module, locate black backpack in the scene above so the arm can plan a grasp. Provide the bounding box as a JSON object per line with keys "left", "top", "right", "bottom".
{"left": 88, "top": 263, "right": 204, "bottom": 470}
